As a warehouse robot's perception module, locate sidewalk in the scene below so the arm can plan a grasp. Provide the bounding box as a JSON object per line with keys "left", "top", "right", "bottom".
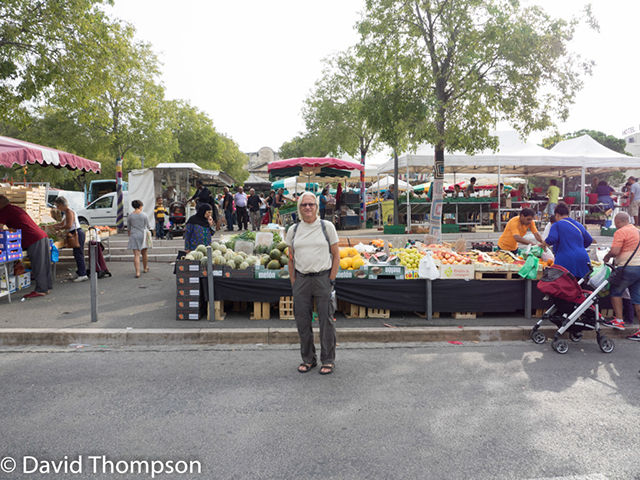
{"left": 0, "top": 231, "right": 625, "bottom": 347}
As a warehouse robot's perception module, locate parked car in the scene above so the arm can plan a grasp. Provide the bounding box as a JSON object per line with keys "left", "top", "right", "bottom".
{"left": 76, "top": 191, "right": 130, "bottom": 227}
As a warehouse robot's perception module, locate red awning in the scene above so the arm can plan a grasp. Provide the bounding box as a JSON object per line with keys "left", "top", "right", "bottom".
{"left": 0, "top": 135, "right": 101, "bottom": 173}
{"left": 268, "top": 157, "right": 364, "bottom": 172}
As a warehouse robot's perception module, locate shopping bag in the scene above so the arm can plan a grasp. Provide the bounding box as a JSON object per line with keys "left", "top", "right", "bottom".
{"left": 64, "top": 230, "right": 80, "bottom": 248}
{"left": 607, "top": 266, "right": 624, "bottom": 287}
{"left": 588, "top": 264, "right": 610, "bottom": 288}
{"left": 418, "top": 252, "right": 440, "bottom": 280}
{"left": 518, "top": 255, "right": 539, "bottom": 279}
{"left": 142, "top": 228, "right": 153, "bottom": 249}
{"left": 521, "top": 245, "right": 543, "bottom": 258}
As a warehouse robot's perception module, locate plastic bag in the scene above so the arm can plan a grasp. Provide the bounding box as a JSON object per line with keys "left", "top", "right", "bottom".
{"left": 540, "top": 247, "right": 554, "bottom": 262}
{"left": 518, "top": 255, "right": 539, "bottom": 279}
{"left": 588, "top": 264, "right": 610, "bottom": 288}
{"left": 418, "top": 252, "right": 439, "bottom": 280}
{"left": 521, "top": 245, "right": 544, "bottom": 258}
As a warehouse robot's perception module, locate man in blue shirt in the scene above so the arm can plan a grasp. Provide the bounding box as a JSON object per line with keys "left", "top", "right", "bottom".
{"left": 384, "top": 185, "right": 395, "bottom": 200}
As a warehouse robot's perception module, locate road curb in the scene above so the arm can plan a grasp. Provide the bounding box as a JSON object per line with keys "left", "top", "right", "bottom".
{"left": 0, "top": 325, "right": 632, "bottom": 347}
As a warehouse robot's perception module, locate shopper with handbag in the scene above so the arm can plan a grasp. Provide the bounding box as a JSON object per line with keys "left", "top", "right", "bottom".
{"left": 54, "top": 196, "right": 88, "bottom": 283}
{"left": 602, "top": 212, "right": 640, "bottom": 339}
{"left": 127, "top": 199, "right": 150, "bottom": 278}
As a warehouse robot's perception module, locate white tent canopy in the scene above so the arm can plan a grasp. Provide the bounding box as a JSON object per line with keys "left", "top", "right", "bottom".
{"left": 366, "top": 176, "right": 413, "bottom": 192}
{"left": 376, "top": 131, "right": 585, "bottom": 176}
{"left": 551, "top": 134, "right": 640, "bottom": 173}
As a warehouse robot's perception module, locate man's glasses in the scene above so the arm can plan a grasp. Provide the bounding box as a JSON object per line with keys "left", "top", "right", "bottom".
{"left": 300, "top": 203, "right": 316, "bottom": 208}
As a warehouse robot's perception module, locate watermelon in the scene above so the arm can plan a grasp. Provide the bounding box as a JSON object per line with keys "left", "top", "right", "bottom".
{"left": 277, "top": 242, "right": 287, "bottom": 252}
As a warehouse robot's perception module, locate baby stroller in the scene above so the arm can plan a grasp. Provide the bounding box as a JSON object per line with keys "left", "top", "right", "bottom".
{"left": 166, "top": 201, "right": 186, "bottom": 240}
{"left": 531, "top": 264, "right": 614, "bottom": 354}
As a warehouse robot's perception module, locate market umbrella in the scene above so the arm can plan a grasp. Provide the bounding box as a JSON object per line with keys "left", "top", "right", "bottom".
{"left": 366, "top": 176, "right": 413, "bottom": 193}
{"left": 268, "top": 157, "right": 363, "bottom": 181}
{"left": 412, "top": 183, "right": 430, "bottom": 193}
{"left": 0, "top": 135, "right": 101, "bottom": 173}
{"left": 272, "top": 177, "right": 318, "bottom": 190}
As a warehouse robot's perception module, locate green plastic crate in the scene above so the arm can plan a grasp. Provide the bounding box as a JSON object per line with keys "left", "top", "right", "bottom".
{"left": 600, "top": 227, "right": 616, "bottom": 236}
{"left": 384, "top": 225, "right": 406, "bottom": 234}
{"left": 442, "top": 224, "right": 460, "bottom": 233}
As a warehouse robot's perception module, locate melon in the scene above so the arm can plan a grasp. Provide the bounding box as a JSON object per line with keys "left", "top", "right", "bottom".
{"left": 234, "top": 255, "right": 244, "bottom": 266}
{"left": 239, "top": 262, "right": 249, "bottom": 270}
{"left": 277, "top": 242, "right": 287, "bottom": 252}
{"left": 190, "top": 251, "right": 204, "bottom": 261}
{"left": 267, "top": 259, "right": 281, "bottom": 270}
{"left": 226, "top": 260, "right": 236, "bottom": 269}
{"left": 195, "top": 245, "right": 207, "bottom": 254}
{"left": 270, "top": 249, "right": 282, "bottom": 260}
{"left": 279, "top": 256, "right": 289, "bottom": 266}
{"left": 211, "top": 242, "right": 221, "bottom": 250}
{"left": 261, "top": 255, "right": 270, "bottom": 266}
{"left": 214, "top": 255, "right": 226, "bottom": 266}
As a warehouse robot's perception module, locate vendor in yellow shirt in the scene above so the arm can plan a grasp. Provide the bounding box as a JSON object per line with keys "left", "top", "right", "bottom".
{"left": 498, "top": 207, "right": 544, "bottom": 254}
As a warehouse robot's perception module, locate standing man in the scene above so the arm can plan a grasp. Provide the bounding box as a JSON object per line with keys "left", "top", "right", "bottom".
{"left": 546, "top": 179, "right": 560, "bottom": 216}
{"left": 187, "top": 180, "right": 211, "bottom": 210}
{"left": 627, "top": 176, "right": 640, "bottom": 226}
{"left": 234, "top": 186, "right": 248, "bottom": 231}
{"left": 497, "top": 207, "right": 544, "bottom": 254}
{"left": 602, "top": 212, "right": 640, "bottom": 339}
{"left": 465, "top": 177, "right": 477, "bottom": 198}
{"left": 286, "top": 192, "right": 340, "bottom": 375}
{"left": 222, "top": 187, "right": 234, "bottom": 232}
{"left": 0, "top": 195, "right": 52, "bottom": 298}
{"left": 384, "top": 184, "right": 395, "bottom": 200}
{"left": 247, "top": 188, "right": 262, "bottom": 231}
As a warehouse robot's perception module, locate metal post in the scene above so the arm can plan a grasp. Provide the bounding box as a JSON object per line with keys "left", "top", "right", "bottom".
{"left": 89, "top": 233, "right": 98, "bottom": 323}
{"left": 426, "top": 279, "right": 433, "bottom": 321}
{"left": 207, "top": 246, "right": 215, "bottom": 321}
{"left": 525, "top": 279, "right": 532, "bottom": 320}
{"left": 497, "top": 166, "right": 502, "bottom": 232}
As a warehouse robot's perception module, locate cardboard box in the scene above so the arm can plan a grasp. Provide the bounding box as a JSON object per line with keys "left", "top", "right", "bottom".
{"left": 364, "top": 265, "right": 405, "bottom": 279}
{"left": 500, "top": 198, "right": 512, "bottom": 208}
{"left": 17, "top": 271, "right": 31, "bottom": 289}
{"left": 176, "top": 275, "right": 201, "bottom": 286}
{"left": 176, "top": 287, "right": 200, "bottom": 299}
{"left": 404, "top": 269, "right": 420, "bottom": 280}
{"left": 336, "top": 267, "right": 367, "bottom": 280}
{"left": 177, "top": 299, "right": 200, "bottom": 309}
{"left": 175, "top": 260, "right": 201, "bottom": 276}
{"left": 437, "top": 263, "right": 475, "bottom": 280}
{"left": 176, "top": 308, "right": 200, "bottom": 321}
{"left": 200, "top": 265, "right": 224, "bottom": 278}
{"left": 254, "top": 265, "right": 290, "bottom": 280}
{"left": 222, "top": 266, "right": 255, "bottom": 279}
{"left": 0, "top": 275, "right": 17, "bottom": 293}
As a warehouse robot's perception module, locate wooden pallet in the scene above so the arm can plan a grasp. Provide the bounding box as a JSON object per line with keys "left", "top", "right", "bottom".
{"left": 250, "top": 302, "right": 271, "bottom": 320}
{"left": 207, "top": 301, "right": 225, "bottom": 321}
{"left": 414, "top": 311, "right": 441, "bottom": 319}
{"left": 475, "top": 270, "right": 518, "bottom": 280}
{"left": 532, "top": 309, "right": 544, "bottom": 318}
{"left": 471, "top": 225, "right": 494, "bottom": 233}
{"left": 279, "top": 296, "right": 295, "bottom": 320}
{"left": 344, "top": 303, "right": 367, "bottom": 319}
{"left": 452, "top": 312, "right": 477, "bottom": 319}
{"left": 232, "top": 301, "right": 248, "bottom": 312}
{"left": 600, "top": 309, "right": 613, "bottom": 318}
{"left": 367, "top": 308, "right": 390, "bottom": 319}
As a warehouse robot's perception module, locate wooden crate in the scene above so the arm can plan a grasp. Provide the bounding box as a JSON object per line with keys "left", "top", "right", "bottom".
{"left": 250, "top": 302, "right": 271, "bottom": 320}
{"left": 367, "top": 308, "right": 390, "bottom": 319}
{"left": 279, "top": 296, "right": 295, "bottom": 320}
{"left": 207, "top": 301, "right": 225, "bottom": 321}
{"left": 600, "top": 309, "right": 613, "bottom": 318}
{"left": 452, "top": 312, "right": 477, "bottom": 319}
{"left": 414, "top": 311, "right": 440, "bottom": 319}
{"left": 232, "top": 301, "right": 247, "bottom": 312}
{"left": 471, "top": 225, "right": 494, "bottom": 233}
{"left": 532, "top": 309, "right": 545, "bottom": 318}
{"left": 344, "top": 303, "right": 367, "bottom": 319}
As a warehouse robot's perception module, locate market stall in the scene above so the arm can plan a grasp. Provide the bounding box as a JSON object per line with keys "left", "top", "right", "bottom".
{"left": 175, "top": 233, "right": 612, "bottom": 322}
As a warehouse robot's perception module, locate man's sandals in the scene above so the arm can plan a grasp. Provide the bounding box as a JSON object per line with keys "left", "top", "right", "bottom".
{"left": 298, "top": 361, "right": 317, "bottom": 373}
{"left": 319, "top": 364, "right": 335, "bottom": 375}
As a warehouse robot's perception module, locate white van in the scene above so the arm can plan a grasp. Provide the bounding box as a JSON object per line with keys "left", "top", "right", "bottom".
{"left": 76, "top": 191, "right": 130, "bottom": 227}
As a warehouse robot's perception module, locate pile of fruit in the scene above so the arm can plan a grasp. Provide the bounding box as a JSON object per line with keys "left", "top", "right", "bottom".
{"left": 255, "top": 242, "right": 289, "bottom": 270}
{"left": 183, "top": 241, "right": 289, "bottom": 270}
{"left": 390, "top": 247, "right": 425, "bottom": 269}
{"left": 339, "top": 247, "right": 365, "bottom": 270}
{"left": 430, "top": 250, "right": 473, "bottom": 265}
{"left": 371, "top": 239, "right": 392, "bottom": 249}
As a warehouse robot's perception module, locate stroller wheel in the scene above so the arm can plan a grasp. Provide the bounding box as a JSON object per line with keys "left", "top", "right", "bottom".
{"left": 598, "top": 337, "right": 615, "bottom": 354}
{"left": 531, "top": 330, "right": 546, "bottom": 344}
{"left": 569, "top": 332, "right": 583, "bottom": 342}
{"left": 552, "top": 339, "right": 569, "bottom": 354}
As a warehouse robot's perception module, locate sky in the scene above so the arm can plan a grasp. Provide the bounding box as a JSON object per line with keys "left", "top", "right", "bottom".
{"left": 108, "top": 0, "right": 640, "bottom": 162}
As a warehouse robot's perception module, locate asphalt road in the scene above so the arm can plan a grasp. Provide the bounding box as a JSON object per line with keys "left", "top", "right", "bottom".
{"left": 1, "top": 342, "right": 639, "bottom": 480}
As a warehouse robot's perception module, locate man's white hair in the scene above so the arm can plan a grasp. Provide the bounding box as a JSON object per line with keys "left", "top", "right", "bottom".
{"left": 296, "top": 191, "right": 319, "bottom": 218}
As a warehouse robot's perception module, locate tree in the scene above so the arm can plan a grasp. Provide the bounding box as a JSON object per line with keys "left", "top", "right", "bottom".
{"left": 358, "top": 0, "right": 597, "bottom": 237}
{"left": 303, "top": 48, "right": 384, "bottom": 225}
{"left": 0, "top": 0, "right": 114, "bottom": 126}
{"left": 279, "top": 132, "right": 332, "bottom": 160}
{"left": 49, "top": 20, "right": 177, "bottom": 165}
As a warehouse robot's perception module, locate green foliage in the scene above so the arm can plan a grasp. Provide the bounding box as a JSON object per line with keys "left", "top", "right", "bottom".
{"left": 357, "top": 0, "right": 597, "bottom": 154}
{"left": 279, "top": 132, "right": 332, "bottom": 159}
